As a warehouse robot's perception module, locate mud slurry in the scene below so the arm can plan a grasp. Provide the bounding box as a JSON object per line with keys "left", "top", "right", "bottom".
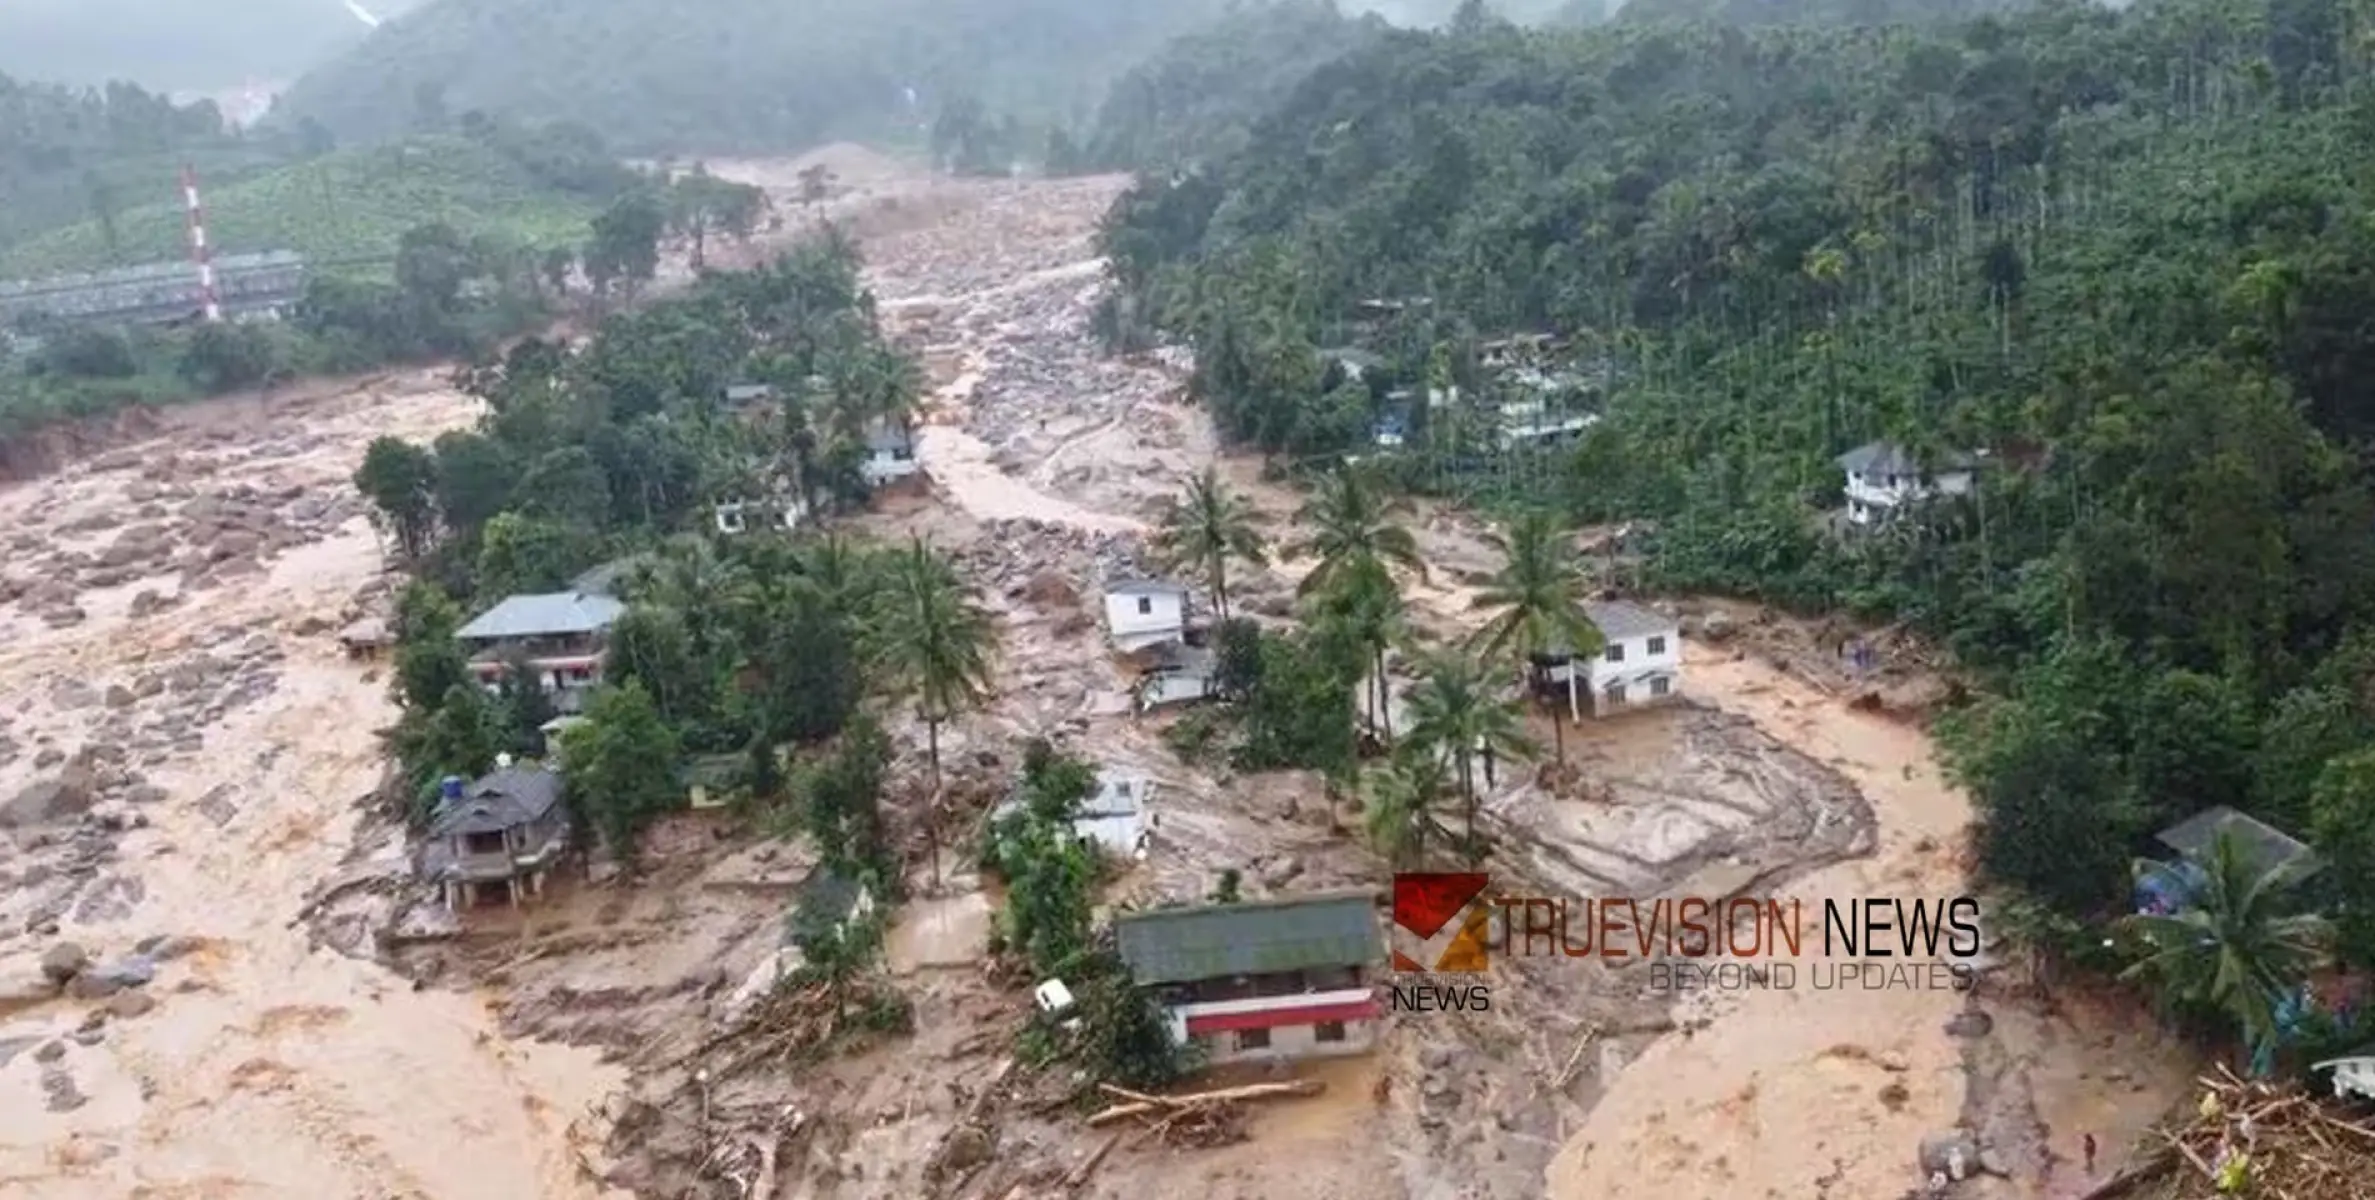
{"left": 0, "top": 146, "right": 2194, "bottom": 1200}
{"left": 0, "top": 374, "right": 629, "bottom": 1200}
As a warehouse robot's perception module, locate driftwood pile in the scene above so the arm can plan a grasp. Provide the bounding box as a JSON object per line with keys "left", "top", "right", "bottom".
{"left": 2089, "top": 1065, "right": 2375, "bottom": 1199}
{"left": 1086, "top": 1078, "right": 1324, "bottom": 1149}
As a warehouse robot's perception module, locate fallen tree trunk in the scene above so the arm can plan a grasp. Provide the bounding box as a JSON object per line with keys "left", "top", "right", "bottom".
{"left": 1063, "top": 1130, "right": 1123, "bottom": 1189}
{"left": 1086, "top": 1078, "right": 1325, "bottom": 1127}
{"left": 2073, "top": 1148, "right": 2174, "bottom": 1200}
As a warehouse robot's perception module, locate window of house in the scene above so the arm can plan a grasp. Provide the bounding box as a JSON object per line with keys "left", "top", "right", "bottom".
{"left": 1605, "top": 643, "right": 1625, "bottom": 663}
{"left": 1236, "top": 1027, "right": 1272, "bottom": 1052}
{"left": 1136, "top": 596, "right": 1153, "bottom": 615}
{"left": 1608, "top": 683, "right": 1628, "bottom": 706}
{"left": 1315, "top": 1020, "right": 1348, "bottom": 1043}
{"left": 1647, "top": 636, "right": 1667, "bottom": 656}
{"left": 1650, "top": 676, "right": 1670, "bottom": 697}
{"left": 464, "top": 830, "right": 506, "bottom": 856}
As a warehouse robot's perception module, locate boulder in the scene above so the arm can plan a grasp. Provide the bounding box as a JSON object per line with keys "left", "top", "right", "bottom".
{"left": 89, "top": 956, "right": 156, "bottom": 989}
{"left": 2, "top": 769, "right": 99, "bottom": 828}
{"left": 64, "top": 973, "right": 122, "bottom": 1000}
{"left": 105, "top": 990, "right": 156, "bottom": 1020}
{"left": 38, "top": 942, "right": 89, "bottom": 984}
{"left": 1918, "top": 1131, "right": 1980, "bottom": 1181}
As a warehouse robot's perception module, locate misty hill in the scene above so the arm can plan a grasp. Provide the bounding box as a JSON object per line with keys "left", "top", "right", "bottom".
{"left": 0, "top": 72, "right": 311, "bottom": 267}
{"left": 1083, "top": 2, "right": 1396, "bottom": 171}
{"left": 278, "top": 0, "right": 1256, "bottom": 153}
{"left": 0, "top": 0, "right": 427, "bottom": 93}
{"left": 1, "top": 127, "right": 628, "bottom": 280}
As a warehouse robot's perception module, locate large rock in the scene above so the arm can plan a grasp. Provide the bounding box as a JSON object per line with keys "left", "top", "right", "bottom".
{"left": 38, "top": 943, "right": 88, "bottom": 984}
{"left": 1918, "top": 1131, "right": 1980, "bottom": 1181}
{"left": 2, "top": 769, "right": 99, "bottom": 828}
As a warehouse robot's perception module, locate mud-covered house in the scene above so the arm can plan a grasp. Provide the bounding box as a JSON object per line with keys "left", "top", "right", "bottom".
{"left": 1528, "top": 599, "right": 1683, "bottom": 720}
{"left": 419, "top": 765, "right": 571, "bottom": 910}
{"left": 1114, "top": 891, "right": 1384, "bottom": 1067}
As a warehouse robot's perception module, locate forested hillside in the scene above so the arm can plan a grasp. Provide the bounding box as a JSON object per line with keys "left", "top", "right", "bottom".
{"left": 1101, "top": 0, "right": 2375, "bottom": 982}
{"left": 1082, "top": 2, "right": 1394, "bottom": 170}
{"left": 1, "top": 130, "right": 623, "bottom": 278}
{"left": 0, "top": 72, "right": 313, "bottom": 264}
{"left": 278, "top": 0, "right": 1243, "bottom": 153}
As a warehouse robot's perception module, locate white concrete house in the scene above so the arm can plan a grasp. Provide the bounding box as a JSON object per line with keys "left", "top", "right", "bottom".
{"left": 995, "top": 770, "right": 1155, "bottom": 859}
{"left": 1837, "top": 441, "right": 1976, "bottom": 526}
{"left": 1103, "top": 578, "right": 1191, "bottom": 654}
{"left": 1136, "top": 642, "right": 1218, "bottom": 712}
{"left": 1115, "top": 891, "right": 1383, "bottom": 1069}
{"left": 861, "top": 419, "right": 921, "bottom": 486}
{"left": 1531, "top": 600, "right": 1682, "bottom": 720}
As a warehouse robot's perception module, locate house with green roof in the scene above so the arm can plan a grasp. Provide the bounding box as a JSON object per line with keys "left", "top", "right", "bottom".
{"left": 1113, "top": 890, "right": 1384, "bottom": 1067}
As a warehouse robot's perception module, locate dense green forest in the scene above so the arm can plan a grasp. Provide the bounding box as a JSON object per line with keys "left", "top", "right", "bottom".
{"left": 277, "top": 0, "right": 1254, "bottom": 153}
{"left": 0, "top": 72, "right": 300, "bottom": 261}
{"left": 1081, "top": 1, "right": 1396, "bottom": 170}
{"left": 1101, "top": 0, "right": 2375, "bottom": 1057}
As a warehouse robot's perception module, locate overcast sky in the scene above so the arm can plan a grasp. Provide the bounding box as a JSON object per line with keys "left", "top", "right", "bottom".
{"left": 0, "top": 0, "right": 1573, "bottom": 96}
{"left": 0, "top": 0, "right": 424, "bottom": 91}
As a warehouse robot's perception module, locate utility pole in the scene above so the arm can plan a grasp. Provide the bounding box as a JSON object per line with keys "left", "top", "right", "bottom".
{"left": 180, "top": 164, "right": 222, "bottom": 323}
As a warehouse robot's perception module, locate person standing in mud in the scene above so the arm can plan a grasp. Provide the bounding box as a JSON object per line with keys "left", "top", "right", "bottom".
{"left": 2082, "top": 1132, "right": 2097, "bottom": 1176}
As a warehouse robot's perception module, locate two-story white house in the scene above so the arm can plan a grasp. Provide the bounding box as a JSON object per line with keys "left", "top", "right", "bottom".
{"left": 1836, "top": 441, "right": 1977, "bottom": 527}
{"left": 1530, "top": 600, "right": 1683, "bottom": 720}
{"left": 1103, "top": 578, "right": 1191, "bottom": 654}
{"left": 456, "top": 591, "right": 628, "bottom": 714}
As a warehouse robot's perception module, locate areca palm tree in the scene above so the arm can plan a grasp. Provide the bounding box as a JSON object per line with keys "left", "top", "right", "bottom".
{"left": 2119, "top": 831, "right": 2333, "bottom": 1063}
{"left": 1365, "top": 750, "right": 1458, "bottom": 869}
{"left": 1154, "top": 467, "right": 1268, "bottom": 622}
{"left": 1403, "top": 649, "right": 1538, "bottom": 851}
{"left": 869, "top": 535, "right": 998, "bottom": 892}
{"left": 1291, "top": 464, "right": 1426, "bottom": 597}
{"left": 1306, "top": 555, "right": 1408, "bottom": 740}
{"left": 1471, "top": 508, "right": 1602, "bottom": 765}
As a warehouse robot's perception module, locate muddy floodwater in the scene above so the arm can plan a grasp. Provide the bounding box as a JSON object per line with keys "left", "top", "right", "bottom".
{"left": 1, "top": 145, "right": 2196, "bottom": 1200}
{"left": 0, "top": 378, "right": 629, "bottom": 1199}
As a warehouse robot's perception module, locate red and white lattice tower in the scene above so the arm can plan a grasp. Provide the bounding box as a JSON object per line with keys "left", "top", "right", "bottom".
{"left": 179, "top": 164, "right": 223, "bottom": 323}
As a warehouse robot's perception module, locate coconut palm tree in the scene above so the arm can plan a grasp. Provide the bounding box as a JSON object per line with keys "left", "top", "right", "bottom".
{"left": 1291, "top": 463, "right": 1426, "bottom": 598}
{"left": 1154, "top": 467, "right": 1268, "bottom": 622}
{"left": 1471, "top": 508, "right": 1602, "bottom": 765}
{"left": 868, "top": 535, "right": 998, "bottom": 892}
{"left": 1365, "top": 750, "right": 1458, "bottom": 869}
{"left": 2119, "top": 831, "right": 2333, "bottom": 1064}
{"left": 1403, "top": 649, "right": 1538, "bottom": 849}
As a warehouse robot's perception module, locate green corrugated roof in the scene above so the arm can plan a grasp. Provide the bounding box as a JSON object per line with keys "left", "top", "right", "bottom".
{"left": 1113, "top": 891, "right": 1380, "bottom": 986}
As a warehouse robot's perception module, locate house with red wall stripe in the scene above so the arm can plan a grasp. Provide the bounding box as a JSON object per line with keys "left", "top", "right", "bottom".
{"left": 1114, "top": 890, "right": 1384, "bottom": 1067}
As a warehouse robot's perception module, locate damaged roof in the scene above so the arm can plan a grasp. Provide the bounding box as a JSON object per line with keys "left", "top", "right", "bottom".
{"left": 2157, "top": 806, "right": 2318, "bottom": 875}
{"left": 1114, "top": 891, "right": 1380, "bottom": 986}
{"left": 427, "top": 767, "right": 565, "bottom": 838}
{"left": 1836, "top": 442, "right": 1978, "bottom": 477}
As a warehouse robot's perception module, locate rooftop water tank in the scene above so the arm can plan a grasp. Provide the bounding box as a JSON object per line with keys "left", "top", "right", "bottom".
{"left": 441, "top": 776, "right": 464, "bottom": 800}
